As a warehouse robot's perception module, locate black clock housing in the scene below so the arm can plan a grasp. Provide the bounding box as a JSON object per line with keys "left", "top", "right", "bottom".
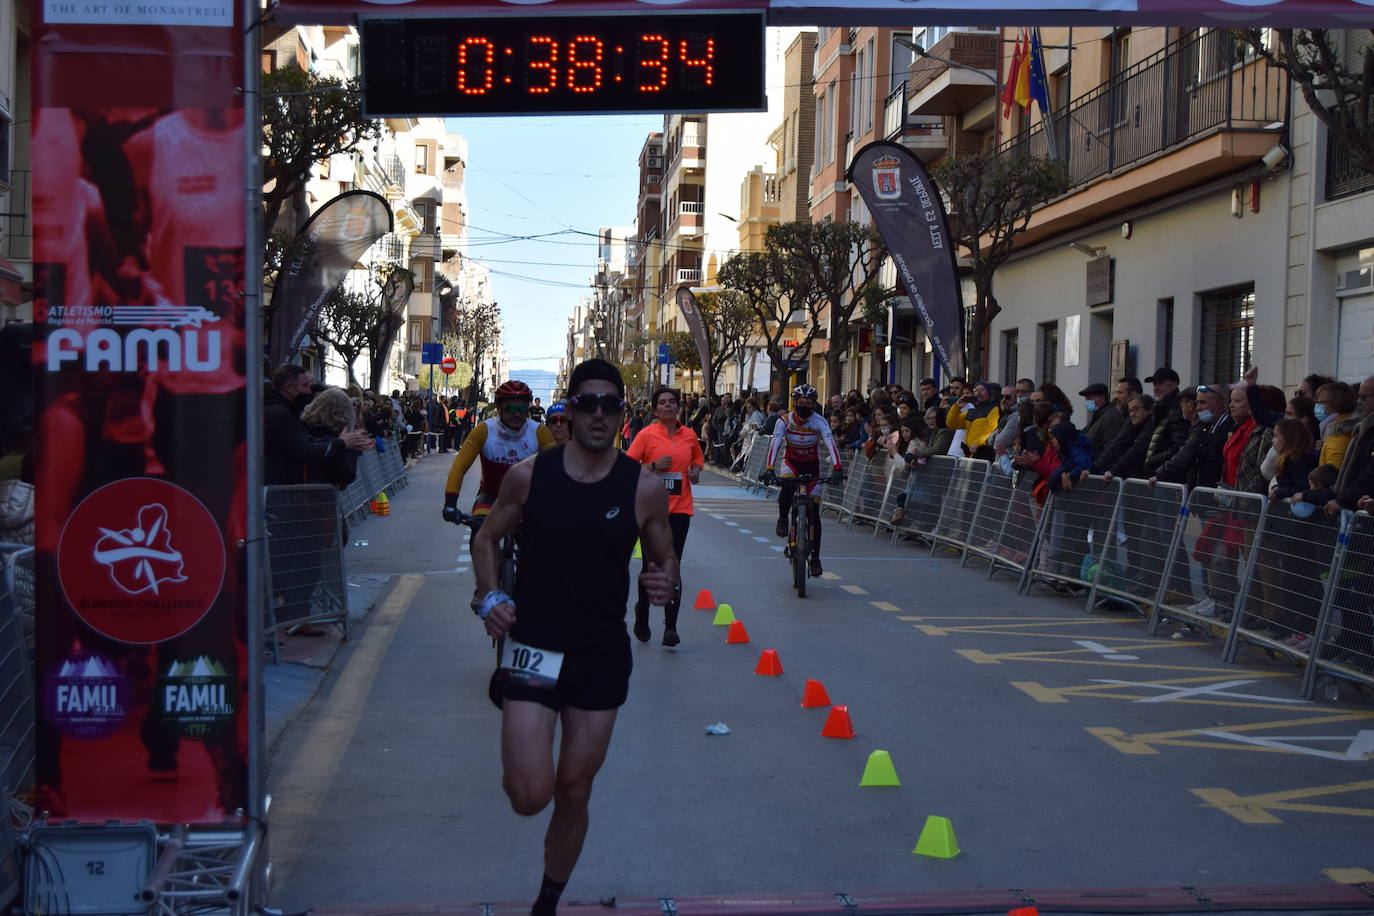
{"left": 362, "top": 12, "right": 766, "bottom": 117}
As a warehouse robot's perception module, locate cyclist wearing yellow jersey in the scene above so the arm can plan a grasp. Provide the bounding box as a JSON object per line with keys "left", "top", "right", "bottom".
{"left": 442, "top": 380, "right": 556, "bottom": 524}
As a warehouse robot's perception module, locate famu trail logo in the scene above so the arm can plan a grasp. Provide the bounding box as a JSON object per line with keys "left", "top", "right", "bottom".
{"left": 59, "top": 477, "right": 225, "bottom": 644}
{"left": 871, "top": 154, "right": 902, "bottom": 201}
{"left": 157, "top": 655, "right": 237, "bottom": 737}
{"left": 42, "top": 651, "right": 132, "bottom": 740}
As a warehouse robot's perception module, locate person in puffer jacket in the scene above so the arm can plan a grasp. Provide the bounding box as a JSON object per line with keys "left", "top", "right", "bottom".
{"left": 1048, "top": 421, "right": 1095, "bottom": 492}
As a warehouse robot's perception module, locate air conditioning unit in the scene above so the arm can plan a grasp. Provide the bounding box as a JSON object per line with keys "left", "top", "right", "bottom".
{"left": 647, "top": 156, "right": 663, "bottom": 168}
{"left": 1336, "top": 267, "right": 1373, "bottom": 292}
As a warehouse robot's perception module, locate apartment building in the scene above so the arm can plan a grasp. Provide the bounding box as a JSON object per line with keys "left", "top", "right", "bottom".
{"left": 264, "top": 25, "right": 478, "bottom": 395}
{"left": 628, "top": 132, "right": 665, "bottom": 360}
{"left": 0, "top": 0, "right": 30, "bottom": 326}
{"left": 808, "top": 24, "right": 939, "bottom": 394}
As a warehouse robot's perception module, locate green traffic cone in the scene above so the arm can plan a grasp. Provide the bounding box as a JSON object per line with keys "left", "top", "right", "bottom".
{"left": 711, "top": 603, "right": 736, "bottom": 625}
{"left": 913, "top": 815, "right": 960, "bottom": 858}
{"left": 859, "top": 750, "right": 901, "bottom": 787}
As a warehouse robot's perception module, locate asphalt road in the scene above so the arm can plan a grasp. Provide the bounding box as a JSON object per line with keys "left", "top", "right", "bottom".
{"left": 266, "top": 448, "right": 1374, "bottom": 914}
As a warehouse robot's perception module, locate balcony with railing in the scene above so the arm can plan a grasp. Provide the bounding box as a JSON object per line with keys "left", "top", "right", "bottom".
{"left": 373, "top": 232, "right": 407, "bottom": 263}
{"left": 998, "top": 28, "right": 1289, "bottom": 244}
{"left": 908, "top": 30, "right": 998, "bottom": 116}
{"left": 680, "top": 200, "right": 705, "bottom": 216}
{"left": 1325, "top": 125, "right": 1374, "bottom": 201}
{"left": 884, "top": 82, "right": 948, "bottom": 163}
{"left": 676, "top": 267, "right": 702, "bottom": 284}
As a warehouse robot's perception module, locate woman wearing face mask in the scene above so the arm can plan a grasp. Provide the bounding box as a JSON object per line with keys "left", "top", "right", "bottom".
{"left": 1313, "top": 382, "right": 1357, "bottom": 470}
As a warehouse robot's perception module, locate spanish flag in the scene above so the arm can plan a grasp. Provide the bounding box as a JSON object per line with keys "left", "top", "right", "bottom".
{"left": 1013, "top": 29, "right": 1032, "bottom": 109}
{"left": 1000, "top": 31, "right": 1025, "bottom": 118}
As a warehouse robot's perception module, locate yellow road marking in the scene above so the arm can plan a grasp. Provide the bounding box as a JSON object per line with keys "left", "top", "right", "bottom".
{"left": 957, "top": 649, "right": 1002, "bottom": 664}
{"left": 1013, "top": 682, "right": 1071, "bottom": 703}
{"left": 871, "top": 601, "right": 900, "bottom": 611}
{"left": 915, "top": 625, "right": 948, "bottom": 636}
{"left": 1192, "top": 781, "right": 1374, "bottom": 824}
{"left": 1088, "top": 711, "right": 1374, "bottom": 755}
{"left": 840, "top": 585, "right": 869, "bottom": 595}
{"left": 1324, "top": 868, "right": 1374, "bottom": 883}
{"left": 820, "top": 572, "right": 841, "bottom": 580}
{"left": 1013, "top": 675, "right": 1311, "bottom": 711}
{"left": 268, "top": 573, "right": 423, "bottom": 890}
{"left": 897, "top": 616, "right": 922, "bottom": 622}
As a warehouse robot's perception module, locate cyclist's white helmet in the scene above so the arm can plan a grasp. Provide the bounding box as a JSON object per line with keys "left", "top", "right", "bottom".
{"left": 792, "top": 384, "right": 818, "bottom": 401}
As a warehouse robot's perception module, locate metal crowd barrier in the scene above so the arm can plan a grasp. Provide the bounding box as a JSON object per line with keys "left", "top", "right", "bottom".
{"left": 1308, "top": 510, "right": 1374, "bottom": 698}
{"left": 1090, "top": 479, "right": 1189, "bottom": 614}
{"left": 0, "top": 544, "right": 33, "bottom": 814}
{"left": 726, "top": 445, "right": 1374, "bottom": 698}
{"left": 891, "top": 455, "right": 958, "bottom": 543}
{"left": 930, "top": 457, "right": 990, "bottom": 555}
{"left": 740, "top": 433, "right": 771, "bottom": 496}
{"left": 1018, "top": 475, "right": 1123, "bottom": 597}
{"left": 1146, "top": 486, "right": 1268, "bottom": 636}
{"left": 339, "top": 441, "right": 410, "bottom": 523}
{"left": 847, "top": 453, "right": 892, "bottom": 530}
{"left": 264, "top": 485, "right": 351, "bottom": 662}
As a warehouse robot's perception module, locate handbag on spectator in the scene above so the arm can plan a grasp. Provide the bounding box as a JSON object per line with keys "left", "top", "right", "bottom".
{"left": 1235, "top": 427, "right": 1274, "bottom": 494}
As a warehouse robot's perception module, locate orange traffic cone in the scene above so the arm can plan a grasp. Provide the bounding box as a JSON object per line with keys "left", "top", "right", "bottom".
{"left": 693, "top": 589, "right": 716, "bottom": 610}
{"left": 1009, "top": 909, "right": 1039, "bottom": 916}
{"left": 801, "top": 679, "right": 831, "bottom": 708}
{"left": 821, "top": 705, "right": 855, "bottom": 738}
{"left": 754, "top": 649, "right": 783, "bottom": 675}
{"left": 726, "top": 621, "right": 750, "bottom": 644}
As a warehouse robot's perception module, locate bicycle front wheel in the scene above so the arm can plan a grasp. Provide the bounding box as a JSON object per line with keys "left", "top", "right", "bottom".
{"left": 793, "top": 510, "right": 809, "bottom": 597}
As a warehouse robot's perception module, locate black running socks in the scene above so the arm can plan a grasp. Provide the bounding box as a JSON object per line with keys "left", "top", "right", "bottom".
{"left": 531, "top": 874, "right": 567, "bottom": 916}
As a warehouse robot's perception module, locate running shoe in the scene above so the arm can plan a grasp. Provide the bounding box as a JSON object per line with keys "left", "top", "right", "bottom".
{"left": 776, "top": 519, "right": 788, "bottom": 538}
{"left": 809, "top": 555, "right": 823, "bottom": 577}
{"left": 662, "top": 628, "right": 680, "bottom": 648}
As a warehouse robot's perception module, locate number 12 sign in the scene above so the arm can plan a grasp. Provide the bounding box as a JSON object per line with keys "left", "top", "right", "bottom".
{"left": 362, "top": 12, "right": 766, "bottom": 116}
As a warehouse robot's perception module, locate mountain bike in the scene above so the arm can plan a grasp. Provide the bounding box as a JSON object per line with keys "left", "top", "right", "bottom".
{"left": 766, "top": 472, "right": 842, "bottom": 597}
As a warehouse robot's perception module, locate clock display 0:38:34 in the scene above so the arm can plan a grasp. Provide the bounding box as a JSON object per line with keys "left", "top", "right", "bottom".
{"left": 362, "top": 14, "right": 766, "bottom": 116}
{"left": 457, "top": 33, "right": 717, "bottom": 96}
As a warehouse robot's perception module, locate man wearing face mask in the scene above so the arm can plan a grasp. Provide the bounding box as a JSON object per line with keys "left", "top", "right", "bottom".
{"left": 1078, "top": 383, "right": 1124, "bottom": 457}
{"left": 265, "top": 363, "right": 374, "bottom": 485}
{"left": 1190, "top": 383, "right": 1236, "bottom": 490}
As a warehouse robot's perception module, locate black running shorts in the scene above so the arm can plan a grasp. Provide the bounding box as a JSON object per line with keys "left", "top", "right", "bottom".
{"left": 488, "top": 639, "right": 633, "bottom": 712}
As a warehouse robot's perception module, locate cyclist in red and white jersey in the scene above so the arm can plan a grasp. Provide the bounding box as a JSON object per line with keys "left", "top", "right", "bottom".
{"left": 763, "top": 384, "right": 841, "bottom": 577}
{"left": 443, "top": 380, "right": 556, "bottom": 523}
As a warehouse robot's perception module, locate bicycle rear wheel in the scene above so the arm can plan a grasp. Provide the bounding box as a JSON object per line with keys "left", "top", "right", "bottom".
{"left": 793, "top": 509, "right": 809, "bottom": 597}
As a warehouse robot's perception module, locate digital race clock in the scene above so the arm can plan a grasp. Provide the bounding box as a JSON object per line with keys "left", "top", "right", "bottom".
{"left": 361, "top": 13, "right": 766, "bottom": 117}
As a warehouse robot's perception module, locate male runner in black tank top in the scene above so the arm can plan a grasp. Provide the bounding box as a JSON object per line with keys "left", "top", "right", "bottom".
{"left": 471, "top": 358, "right": 678, "bottom": 916}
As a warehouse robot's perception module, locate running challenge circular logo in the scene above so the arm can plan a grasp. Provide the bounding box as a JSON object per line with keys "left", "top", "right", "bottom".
{"left": 58, "top": 478, "right": 226, "bottom": 644}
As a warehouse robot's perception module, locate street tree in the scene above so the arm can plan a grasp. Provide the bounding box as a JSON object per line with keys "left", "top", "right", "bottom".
{"left": 450, "top": 299, "right": 503, "bottom": 404}
{"left": 717, "top": 249, "right": 825, "bottom": 395}
{"left": 766, "top": 220, "right": 892, "bottom": 399}
{"left": 262, "top": 67, "right": 379, "bottom": 236}
{"left": 664, "top": 331, "right": 700, "bottom": 373}
{"left": 1235, "top": 29, "right": 1374, "bottom": 176}
{"left": 933, "top": 152, "right": 1069, "bottom": 380}
{"left": 694, "top": 290, "right": 757, "bottom": 398}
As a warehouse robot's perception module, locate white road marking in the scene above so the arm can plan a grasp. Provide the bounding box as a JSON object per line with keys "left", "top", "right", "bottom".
{"left": 753, "top": 537, "right": 771, "bottom": 543}
{"left": 711, "top": 515, "right": 727, "bottom": 520}
{"left": 1192, "top": 729, "right": 1374, "bottom": 761}
{"left": 738, "top": 529, "right": 753, "bottom": 534}
{"left": 1089, "top": 678, "right": 1310, "bottom": 705}
{"left": 770, "top": 546, "right": 784, "bottom": 552}
{"left": 725, "top": 521, "right": 739, "bottom": 527}
{"left": 1074, "top": 640, "right": 1139, "bottom": 661}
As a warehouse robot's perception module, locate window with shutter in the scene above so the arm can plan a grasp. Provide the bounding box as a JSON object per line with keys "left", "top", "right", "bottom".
{"left": 1003, "top": 330, "right": 1019, "bottom": 386}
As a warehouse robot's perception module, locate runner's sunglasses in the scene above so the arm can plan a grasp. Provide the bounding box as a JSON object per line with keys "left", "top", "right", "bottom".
{"left": 569, "top": 393, "right": 626, "bottom": 415}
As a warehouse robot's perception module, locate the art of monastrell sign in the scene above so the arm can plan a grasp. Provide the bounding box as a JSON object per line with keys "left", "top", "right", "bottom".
{"left": 43, "top": 0, "right": 231, "bottom": 26}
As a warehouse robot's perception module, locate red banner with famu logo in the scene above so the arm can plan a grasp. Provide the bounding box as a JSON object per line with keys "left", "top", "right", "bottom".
{"left": 32, "top": 3, "right": 248, "bottom": 823}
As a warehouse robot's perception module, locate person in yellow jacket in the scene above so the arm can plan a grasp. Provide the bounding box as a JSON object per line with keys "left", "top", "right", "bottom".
{"left": 945, "top": 381, "right": 1002, "bottom": 458}
{"left": 1315, "top": 381, "right": 1357, "bottom": 469}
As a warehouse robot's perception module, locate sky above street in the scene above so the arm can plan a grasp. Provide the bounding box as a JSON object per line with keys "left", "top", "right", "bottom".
{"left": 446, "top": 115, "right": 662, "bottom": 379}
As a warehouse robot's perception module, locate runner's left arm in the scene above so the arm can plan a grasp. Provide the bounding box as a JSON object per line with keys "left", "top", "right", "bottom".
{"left": 635, "top": 467, "right": 678, "bottom": 606}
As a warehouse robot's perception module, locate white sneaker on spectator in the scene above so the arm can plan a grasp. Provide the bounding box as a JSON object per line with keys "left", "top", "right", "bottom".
{"left": 1187, "top": 597, "right": 1217, "bottom": 618}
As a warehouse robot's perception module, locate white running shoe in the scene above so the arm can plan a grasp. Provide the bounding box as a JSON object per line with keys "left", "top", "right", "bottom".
{"left": 1187, "top": 597, "right": 1218, "bottom": 618}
